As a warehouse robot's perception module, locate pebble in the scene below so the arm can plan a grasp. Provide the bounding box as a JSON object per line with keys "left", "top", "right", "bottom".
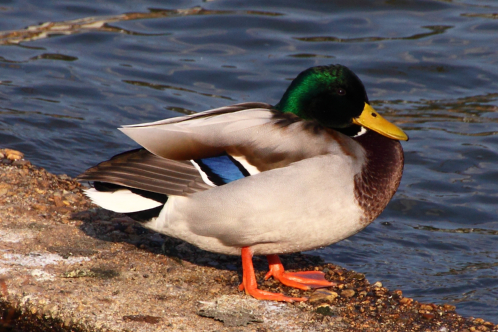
{"left": 420, "top": 304, "right": 434, "bottom": 311}
{"left": 309, "top": 289, "right": 339, "bottom": 303}
{"left": 351, "top": 273, "right": 365, "bottom": 280}
{"left": 209, "top": 285, "right": 222, "bottom": 294}
{"left": 399, "top": 297, "right": 413, "bottom": 305}
{"left": 123, "top": 315, "right": 161, "bottom": 324}
{"left": 13, "top": 159, "right": 30, "bottom": 166}
{"left": 33, "top": 203, "right": 49, "bottom": 212}
{"left": 63, "top": 318, "right": 72, "bottom": 327}
{"left": 315, "top": 304, "right": 336, "bottom": 317}
{"left": 0, "top": 183, "right": 11, "bottom": 196}
{"left": 372, "top": 281, "right": 382, "bottom": 288}
{"left": 341, "top": 289, "right": 355, "bottom": 298}
{"left": 443, "top": 304, "right": 456, "bottom": 311}
{"left": 421, "top": 312, "right": 435, "bottom": 320}
{"left": 3, "top": 148, "right": 24, "bottom": 161}
{"left": 53, "top": 195, "right": 65, "bottom": 207}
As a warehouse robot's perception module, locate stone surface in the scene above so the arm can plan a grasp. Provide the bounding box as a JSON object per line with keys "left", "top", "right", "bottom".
{"left": 197, "top": 296, "right": 265, "bottom": 327}
{"left": 0, "top": 151, "right": 496, "bottom": 331}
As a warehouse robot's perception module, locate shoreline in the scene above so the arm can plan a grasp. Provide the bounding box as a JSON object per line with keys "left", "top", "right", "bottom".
{"left": 0, "top": 149, "right": 496, "bottom": 331}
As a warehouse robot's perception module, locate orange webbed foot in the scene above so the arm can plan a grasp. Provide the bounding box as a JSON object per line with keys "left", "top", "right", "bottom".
{"left": 239, "top": 248, "right": 307, "bottom": 302}
{"left": 265, "top": 254, "right": 336, "bottom": 290}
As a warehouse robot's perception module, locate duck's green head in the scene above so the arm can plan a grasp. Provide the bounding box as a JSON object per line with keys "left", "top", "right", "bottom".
{"left": 274, "top": 64, "right": 408, "bottom": 141}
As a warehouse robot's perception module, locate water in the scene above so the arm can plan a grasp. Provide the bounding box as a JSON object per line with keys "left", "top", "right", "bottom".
{"left": 1, "top": 0, "right": 497, "bottom": 322}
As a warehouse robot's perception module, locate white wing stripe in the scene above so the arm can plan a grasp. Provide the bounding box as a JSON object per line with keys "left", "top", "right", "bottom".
{"left": 190, "top": 160, "right": 217, "bottom": 187}
{"left": 230, "top": 155, "right": 260, "bottom": 176}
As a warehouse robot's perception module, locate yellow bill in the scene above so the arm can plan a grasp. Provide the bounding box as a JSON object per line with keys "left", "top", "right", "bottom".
{"left": 352, "top": 103, "right": 409, "bottom": 141}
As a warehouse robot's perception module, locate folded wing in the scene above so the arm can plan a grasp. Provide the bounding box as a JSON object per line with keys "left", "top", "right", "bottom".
{"left": 79, "top": 102, "right": 364, "bottom": 199}
{"left": 78, "top": 148, "right": 211, "bottom": 196}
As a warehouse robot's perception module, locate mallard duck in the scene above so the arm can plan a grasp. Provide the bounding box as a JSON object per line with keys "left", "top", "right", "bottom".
{"left": 78, "top": 64, "right": 408, "bottom": 302}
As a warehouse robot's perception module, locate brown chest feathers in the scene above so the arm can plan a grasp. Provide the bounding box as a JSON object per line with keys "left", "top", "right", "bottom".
{"left": 353, "top": 130, "right": 404, "bottom": 226}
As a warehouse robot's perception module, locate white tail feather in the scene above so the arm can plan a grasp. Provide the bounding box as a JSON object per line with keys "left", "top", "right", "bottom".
{"left": 84, "top": 188, "right": 163, "bottom": 213}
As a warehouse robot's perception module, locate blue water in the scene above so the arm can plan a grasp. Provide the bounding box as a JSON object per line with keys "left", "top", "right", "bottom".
{"left": 1, "top": 0, "right": 497, "bottom": 322}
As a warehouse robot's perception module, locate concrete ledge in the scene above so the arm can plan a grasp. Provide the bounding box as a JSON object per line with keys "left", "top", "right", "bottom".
{"left": 0, "top": 152, "right": 496, "bottom": 331}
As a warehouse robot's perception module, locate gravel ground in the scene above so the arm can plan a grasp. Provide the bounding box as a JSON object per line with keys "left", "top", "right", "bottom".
{"left": 0, "top": 148, "right": 496, "bottom": 332}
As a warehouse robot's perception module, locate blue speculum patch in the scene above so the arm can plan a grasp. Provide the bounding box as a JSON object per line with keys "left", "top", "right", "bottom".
{"left": 195, "top": 153, "right": 248, "bottom": 185}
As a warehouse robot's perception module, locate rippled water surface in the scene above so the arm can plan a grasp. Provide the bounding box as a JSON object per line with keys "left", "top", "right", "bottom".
{"left": 1, "top": 0, "right": 497, "bottom": 322}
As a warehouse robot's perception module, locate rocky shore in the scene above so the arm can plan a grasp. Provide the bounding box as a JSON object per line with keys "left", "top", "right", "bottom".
{"left": 0, "top": 148, "right": 496, "bottom": 331}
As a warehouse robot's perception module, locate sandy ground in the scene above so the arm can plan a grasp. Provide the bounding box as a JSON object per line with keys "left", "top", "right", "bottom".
{"left": 0, "top": 149, "right": 496, "bottom": 332}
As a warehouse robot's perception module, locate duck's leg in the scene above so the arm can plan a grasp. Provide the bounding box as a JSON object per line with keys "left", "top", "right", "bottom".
{"left": 264, "top": 254, "right": 336, "bottom": 290}
{"left": 238, "top": 247, "right": 307, "bottom": 302}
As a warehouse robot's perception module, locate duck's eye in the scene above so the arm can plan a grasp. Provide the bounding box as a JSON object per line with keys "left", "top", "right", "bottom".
{"left": 337, "top": 88, "right": 346, "bottom": 96}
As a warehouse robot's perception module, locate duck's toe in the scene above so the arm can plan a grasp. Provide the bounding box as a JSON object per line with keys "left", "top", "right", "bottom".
{"left": 265, "top": 254, "right": 336, "bottom": 290}
{"left": 265, "top": 269, "right": 336, "bottom": 290}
